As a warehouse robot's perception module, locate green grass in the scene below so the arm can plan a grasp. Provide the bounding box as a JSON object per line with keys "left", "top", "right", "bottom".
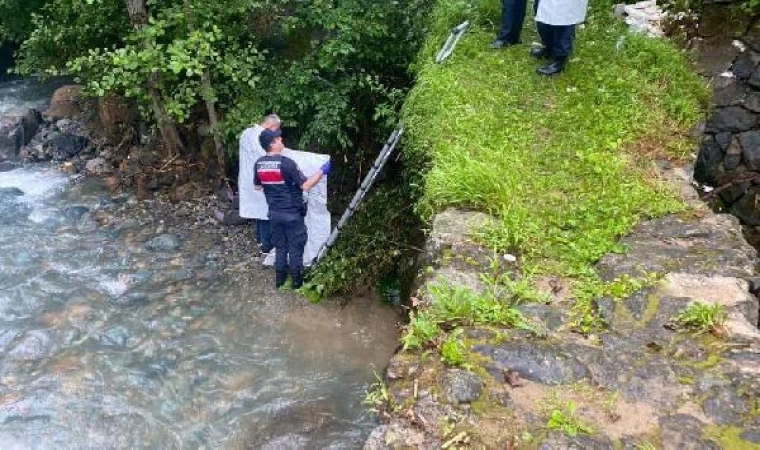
{"left": 402, "top": 281, "right": 528, "bottom": 349}
{"left": 673, "top": 302, "right": 728, "bottom": 335}
{"left": 402, "top": 0, "right": 708, "bottom": 330}
{"left": 546, "top": 401, "right": 595, "bottom": 437}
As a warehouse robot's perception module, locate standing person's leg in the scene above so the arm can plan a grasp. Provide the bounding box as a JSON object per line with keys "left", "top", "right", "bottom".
{"left": 270, "top": 220, "right": 289, "bottom": 288}
{"left": 552, "top": 24, "right": 575, "bottom": 64}
{"left": 535, "top": 21, "right": 553, "bottom": 58}
{"left": 492, "top": 0, "right": 528, "bottom": 48}
{"left": 537, "top": 24, "right": 574, "bottom": 75}
{"left": 284, "top": 218, "right": 308, "bottom": 289}
{"left": 259, "top": 219, "right": 273, "bottom": 253}
{"left": 254, "top": 219, "right": 263, "bottom": 245}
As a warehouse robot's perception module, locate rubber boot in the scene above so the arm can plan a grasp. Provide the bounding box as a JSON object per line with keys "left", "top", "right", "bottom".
{"left": 275, "top": 271, "right": 288, "bottom": 289}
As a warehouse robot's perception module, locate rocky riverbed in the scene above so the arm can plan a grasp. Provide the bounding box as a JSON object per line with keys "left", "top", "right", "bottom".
{"left": 0, "top": 78, "right": 402, "bottom": 448}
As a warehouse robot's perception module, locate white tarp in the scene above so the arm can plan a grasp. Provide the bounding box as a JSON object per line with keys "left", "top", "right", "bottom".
{"left": 238, "top": 125, "right": 330, "bottom": 266}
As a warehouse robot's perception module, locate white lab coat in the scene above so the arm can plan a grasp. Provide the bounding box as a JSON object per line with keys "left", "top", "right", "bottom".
{"left": 536, "top": 0, "right": 588, "bottom": 26}
{"left": 237, "top": 124, "right": 332, "bottom": 266}
{"left": 238, "top": 125, "right": 269, "bottom": 220}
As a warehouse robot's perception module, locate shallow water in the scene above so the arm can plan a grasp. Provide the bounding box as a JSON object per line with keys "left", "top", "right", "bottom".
{"left": 0, "top": 81, "right": 399, "bottom": 449}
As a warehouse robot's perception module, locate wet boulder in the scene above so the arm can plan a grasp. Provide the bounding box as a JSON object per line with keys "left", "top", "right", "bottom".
{"left": 49, "top": 133, "right": 88, "bottom": 161}
{"left": 7, "top": 329, "right": 55, "bottom": 361}
{"left": 146, "top": 234, "right": 181, "bottom": 252}
{"left": 42, "top": 85, "right": 82, "bottom": 121}
{"left": 85, "top": 157, "right": 112, "bottom": 175}
{"left": 0, "top": 187, "right": 24, "bottom": 198}
{"left": 0, "top": 108, "right": 41, "bottom": 161}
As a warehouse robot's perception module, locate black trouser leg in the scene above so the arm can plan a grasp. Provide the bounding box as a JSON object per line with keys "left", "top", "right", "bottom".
{"left": 271, "top": 220, "right": 289, "bottom": 287}
{"left": 536, "top": 21, "right": 553, "bottom": 54}
{"left": 284, "top": 218, "right": 308, "bottom": 288}
{"left": 551, "top": 24, "right": 576, "bottom": 61}
{"left": 498, "top": 0, "right": 528, "bottom": 43}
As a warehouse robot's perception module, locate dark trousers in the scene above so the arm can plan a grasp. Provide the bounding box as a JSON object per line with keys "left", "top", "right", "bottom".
{"left": 255, "top": 219, "right": 272, "bottom": 251}
{"left": 536, "top": 22, "right": 576, "bottom": 60}
{"left": 497, "top": 0, "right": 528, "bottom": 43}
{"left": 271, "top": 217, "right": 307, "bottom": 280}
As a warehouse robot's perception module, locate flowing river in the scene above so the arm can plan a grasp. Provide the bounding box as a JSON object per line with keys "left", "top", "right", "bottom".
{"left": 0, "top": 78, "right": 399, "bottom": 449}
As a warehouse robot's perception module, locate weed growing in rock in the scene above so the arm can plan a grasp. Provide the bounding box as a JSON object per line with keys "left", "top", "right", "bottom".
{"left": 440, "top": 329, "right": 471, "bottom": 368}
{"left": 634, "top": 441, "right": 657, "bottom": 450}
{"left": 672, "top": 302, "right": 727, "bottom": 335}
{"left": 429, "top": 282, "right": 527, "bottom": 328}
{"left": 363, "top": 373, "right": 394, "bottom": 412}
{"left": 571, "top": 272, "right": 663, "bottom": 333}
{"left": 402, "top": 310, "right": 442, "bottom": 350}
{"left": 402, "top": 282, "right": 528, "bottom": 350}
{"left": 546, "top": 401, "right": 595, "bottom": 437}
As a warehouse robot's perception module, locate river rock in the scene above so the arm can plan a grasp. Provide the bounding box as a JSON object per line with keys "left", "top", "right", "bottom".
{"left": 0, "top": 161, "right": 17, "bottom": 172}
{"left": 49, "top": 133, "right": 88, "bottom": 161}
{"left": 7, "top": 329, "right": 54, "bottom": 361}
{"left": 0, "top": 108, "right": 41, "bottom": 161}
{"left": 146, "top": 234, "right": 181, "bottom": 252}
{"left": 364, "top": 421, "right": 428, "bottom": 450}
{"left": 43, "top": 85, "right": 82, "bottom": 120}
{"left": 0, "top": 187, "right": 24, "bottom": 198}
{"left": 63, "top": 205, "right": 89, "bottom": 222}
{"left": 85, "top": 157, "right": 111, "bottom": 175}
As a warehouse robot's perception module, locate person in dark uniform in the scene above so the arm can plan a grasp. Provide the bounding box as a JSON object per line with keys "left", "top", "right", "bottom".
{"left": 254, "top": 129, "right": 330, "bottom": 289}
{"left": 490, "top": 0, "right": 528, "bottom": 49}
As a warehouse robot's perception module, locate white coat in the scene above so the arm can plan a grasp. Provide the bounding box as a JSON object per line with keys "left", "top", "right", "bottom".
{"left": 238, "top": 124, "right": 269, "bottom": 220}
{"left": 536, "top": 0, "right": 588, "bottom": 26}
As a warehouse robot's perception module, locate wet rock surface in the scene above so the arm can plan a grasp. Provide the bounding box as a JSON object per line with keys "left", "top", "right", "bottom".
{"left": 368, "top": 196, "right": 760, "bottom": 449}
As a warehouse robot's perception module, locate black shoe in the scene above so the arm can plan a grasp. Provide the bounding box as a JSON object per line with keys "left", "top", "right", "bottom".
{"left": 490, "top": 39, "right": 520, "bottom": 49}
{"left": 537, "top": 60, "right": 566, "bottom": 76}
{"left": 530, "top": 46, "right": 551, "bottom": 59}
{"left": 291, "top": 271, "right": 303, "bottom": 290}
{"left": 275, "top": 271, "right": 288, "bottom": 288}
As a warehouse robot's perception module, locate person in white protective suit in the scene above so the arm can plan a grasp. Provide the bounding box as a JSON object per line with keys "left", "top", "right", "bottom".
{"left": 531, "top": 0, "right": 588, "bottom": 75}
{"left": 238, "top": 114, "right": 281, "bottom": 253}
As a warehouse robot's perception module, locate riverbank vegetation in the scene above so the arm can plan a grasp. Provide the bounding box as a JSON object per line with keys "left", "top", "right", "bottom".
{"left": 401, "top": 0, "right": 708, "bottom": 336}
{"left": 0, "top": 0, "right": 431, "bottom": 297}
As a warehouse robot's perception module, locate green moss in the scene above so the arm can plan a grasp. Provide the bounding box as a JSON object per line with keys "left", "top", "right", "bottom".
{"left": 705, "top": 426, "right": 760, "bottom": 450}
{"left": 692, "top": 353, "right": 722, "bottom": 370}
{"left": 640, "top": 294, "right": 661, "bottom": 326}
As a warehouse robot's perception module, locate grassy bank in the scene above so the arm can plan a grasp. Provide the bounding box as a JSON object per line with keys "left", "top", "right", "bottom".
{"left": 402, "top": 0, "right": 709, "bottom": 330}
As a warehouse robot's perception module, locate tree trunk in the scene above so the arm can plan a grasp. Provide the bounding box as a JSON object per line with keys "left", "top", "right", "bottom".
{"left": 124, "top": 0, "right": 184, "bottom": 158}
{"left": 183, "top": 0, "right": 228, "bottom": 184}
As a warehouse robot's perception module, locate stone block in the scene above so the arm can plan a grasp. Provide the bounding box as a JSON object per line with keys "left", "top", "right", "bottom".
{"left": 706, "top": 106, "right": 757, "bottom": 133}
{"left": 740, "top": 130, "right": 760, "bottom": 170}
{"left": 694, "top": 136, "right": 723, "bottom": 185}
{"left": 725, "top": 136, "right": 743, "bottom": 169}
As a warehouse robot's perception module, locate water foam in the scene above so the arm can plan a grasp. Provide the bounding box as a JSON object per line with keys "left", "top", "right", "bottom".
{"left": 0, "top": 168, "right": 73, "bottom": 204}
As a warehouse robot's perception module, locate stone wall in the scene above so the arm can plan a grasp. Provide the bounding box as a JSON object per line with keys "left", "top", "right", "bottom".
{"left": 694, "top": 17, "right": 760, "bottom": 225}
